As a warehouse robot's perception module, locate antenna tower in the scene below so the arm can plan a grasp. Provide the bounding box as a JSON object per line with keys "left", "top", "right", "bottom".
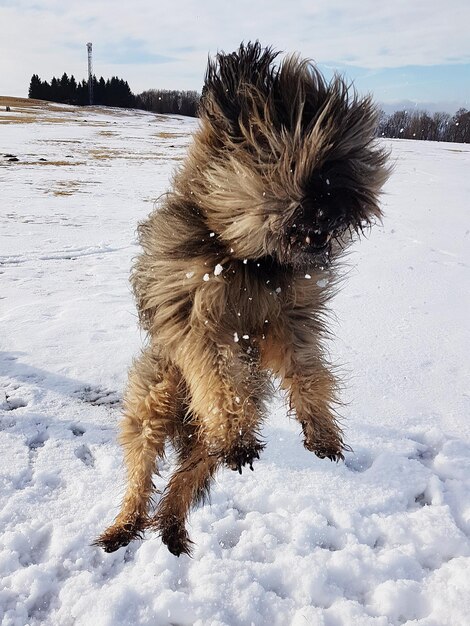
{"left": 86, "top": 42, "right": 93, "bottom": 105}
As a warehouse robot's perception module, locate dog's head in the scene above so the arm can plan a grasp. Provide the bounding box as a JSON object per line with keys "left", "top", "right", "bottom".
{"left": 192, "top": 42, "right": 390, "bottom": 267}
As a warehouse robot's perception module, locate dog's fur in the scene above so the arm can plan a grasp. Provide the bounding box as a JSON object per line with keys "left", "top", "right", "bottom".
{"left": 95, "top": 42, "right": 389, "bottom": 556}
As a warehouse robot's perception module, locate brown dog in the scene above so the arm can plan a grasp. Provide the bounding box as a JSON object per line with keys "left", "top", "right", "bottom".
{"left": 96, "top": 42, "right": 389, "bottom": 556}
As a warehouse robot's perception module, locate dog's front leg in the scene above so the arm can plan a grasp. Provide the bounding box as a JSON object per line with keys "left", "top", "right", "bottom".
{"left": 173, "top": 328, "right": 267, "bottom": 471}
{"left": 261, "top": 315, "right": 346, "bottom": 462}
{"left": 289, "top": 371, "right": 346, "bottom": 461}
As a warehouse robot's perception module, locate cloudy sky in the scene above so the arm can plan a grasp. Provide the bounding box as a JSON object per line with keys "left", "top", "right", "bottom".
{"left": 1, "top": 0, "right": 469, "bottom": 112}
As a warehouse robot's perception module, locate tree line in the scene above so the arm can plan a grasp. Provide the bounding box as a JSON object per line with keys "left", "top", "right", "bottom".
{"left": 29, "top": 73, "right": 136, "bottom": 108}
{"left": 28, "top": 73, "right": 200, "bottom": 116}
{"left": 28, "top": 73, "right": 469, "bottom": 142}
{"left": 138, "top": 89, "right": 199, "bottom": 117}
{"left": 378, "top": 108, "right": 470, "bottom": 143}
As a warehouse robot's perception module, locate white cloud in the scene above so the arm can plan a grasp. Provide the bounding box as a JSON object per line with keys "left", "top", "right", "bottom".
{"left": 1, "top": 0, "right": 469, "bottom": 96}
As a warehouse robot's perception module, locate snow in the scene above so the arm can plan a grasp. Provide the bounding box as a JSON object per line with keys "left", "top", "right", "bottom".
{"left": 1, "top": 101, "right": 470, "bottom": 626}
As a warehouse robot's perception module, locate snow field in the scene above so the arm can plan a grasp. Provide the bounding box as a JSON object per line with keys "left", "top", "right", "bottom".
{"left": 1, "top": 101, "right": 469, "bottom": 625}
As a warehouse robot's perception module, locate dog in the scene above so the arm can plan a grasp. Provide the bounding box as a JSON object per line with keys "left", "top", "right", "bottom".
{"left": 95, "top": 42, "right": 389, "bottom": 556}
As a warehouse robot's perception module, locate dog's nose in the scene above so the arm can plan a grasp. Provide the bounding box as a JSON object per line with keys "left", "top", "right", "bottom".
{"left": 298, "top": 202, "right": 345, "bottom": 233}
{"left": 295, "top": 208, "right": 328, "bottom": 234}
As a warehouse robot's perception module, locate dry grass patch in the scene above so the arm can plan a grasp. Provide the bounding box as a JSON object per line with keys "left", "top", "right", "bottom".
{"left": 24, "top": 160, "right": 85, "bottom": 167}
{"left": 0, "top": 113, "right": 81, "bottom": 125}
{"left": 0, "top": 96, "right": 44, "bottom": 109}
{"left": 49, "top": 180, "right": 98, "bottom": 196}
{"left": 89, "top": 147, "right": 172, "bottom": 162}
{"left": 0, "top": 114, "right": 40, "bottom": 124}
{"left": 38, "top": 139, "right": 83, "bottom": 144}
{"left": 0, "top": 96, "right": 77, "bottom": 114}
{"left": 89, "top": 147, "right": 123, "bottom": 160}
{"left": 155, "top": 131, "right": 185, "bottom": 139}
{"left": 51, "top": 181, "right": 83, "bottom": 196}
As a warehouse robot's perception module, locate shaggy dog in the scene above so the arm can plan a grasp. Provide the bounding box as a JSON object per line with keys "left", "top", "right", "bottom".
{"left": 96, "top": 42, "right": 389, "bottom": 556}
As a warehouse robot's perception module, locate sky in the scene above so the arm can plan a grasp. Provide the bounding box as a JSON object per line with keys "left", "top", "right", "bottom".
{"left": 1, "top": 0, "right": 469, "bottom": 113}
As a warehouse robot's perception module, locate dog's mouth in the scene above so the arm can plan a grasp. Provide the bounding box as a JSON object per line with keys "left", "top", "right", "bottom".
{"left": 288, "top": 225, "right": 333, "bottom": 255}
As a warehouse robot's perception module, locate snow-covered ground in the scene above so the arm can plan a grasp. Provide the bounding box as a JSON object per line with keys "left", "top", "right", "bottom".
{"left": 1, "top": 100, "right": 469, "bottom": 626}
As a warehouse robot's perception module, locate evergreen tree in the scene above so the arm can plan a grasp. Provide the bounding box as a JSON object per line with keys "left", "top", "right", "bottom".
{"left": 77, "top": 79, "right": 88, "bottom": 105}
{"left": 96, "top": 77, "right": 106, "bottom": 105}
{"left": 59, "top": 72, "right": 70, "bottom": 103}
{"left": 28, "top": 74, "right": 42, "bottom": 99}
{"left": 41, "top": 80, "right": 51, "bottom": 100}
{"left": 69, "top": 75, "right": 78, "bottom": 103}
{"left": 49, "top": 77, "right": 59, "bottom": 102}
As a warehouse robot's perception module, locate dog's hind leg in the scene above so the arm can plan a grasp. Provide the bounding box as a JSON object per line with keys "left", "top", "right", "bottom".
{"left": 152, "top": 358, "right": 268, "bottom": 558}
{"left": 150, "top": 434, "right": 220, "bottom": 556}
{"left": 95, "top": 350, "right": 182, "bottom": 553}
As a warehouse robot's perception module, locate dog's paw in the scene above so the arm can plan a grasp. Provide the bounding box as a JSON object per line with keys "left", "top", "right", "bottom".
{"left": 224, "top": 440, "right": 265, "bottom": 474}
{"left": 301, "top": 421, "right": 347, "bottom": 462}
{"left": 305, "top": 441, "right": 345, "bottom": 463}
{"left": 160, "top": 520, "right": 193, "bottom": 557}
{"left": 93, "top": 521, "right": 144, "bottom": 553}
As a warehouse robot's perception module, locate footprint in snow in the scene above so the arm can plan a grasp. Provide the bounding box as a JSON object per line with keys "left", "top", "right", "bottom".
{"left": 414, "top": 491, "right": 432, "bottom": 508}
{"left": 27, "top": 430, "right": 49, "bottom": 450}
{"left": 407, "top": 438, "right": 440, "bottom": 465}
{"left": 344, "top": 449, "right": 373, "bottom": 473}
{"left": 74, "top": 385, "right": 120, "bottom": 407}
{"left": 1, "top": 395, "right": 28, "bottom": 411}
{"left": 415, "top": 445, "right": 438, "bottom": 463}
{"left": 75, "top": 444, "right": 95, "bottom": 467}
{"left": 70, "top": 423, "right": 85, "bottom": 437}
{"left": 0, "top": 417, "right": 16, "bottom": 430}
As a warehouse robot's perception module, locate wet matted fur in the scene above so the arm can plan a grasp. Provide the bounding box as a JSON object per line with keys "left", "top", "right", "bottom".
{"left": 95, "top": 42, "right": 389, "bottom": 556}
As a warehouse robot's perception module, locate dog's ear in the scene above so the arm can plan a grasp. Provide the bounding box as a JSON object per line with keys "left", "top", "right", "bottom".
{"left": 200, "top": 41, "right": 280, "bottom": 134}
